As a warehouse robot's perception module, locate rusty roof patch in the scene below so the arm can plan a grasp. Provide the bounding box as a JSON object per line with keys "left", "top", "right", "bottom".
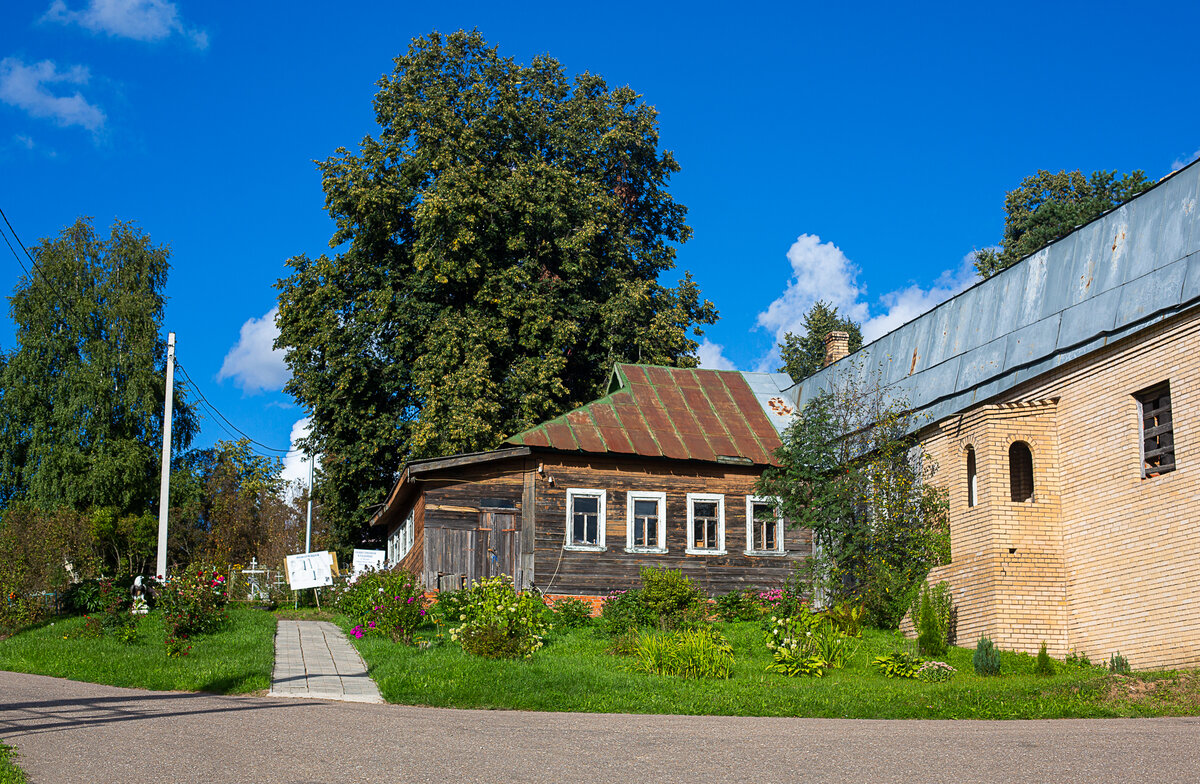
{"left": 505, "top": 363, "right": 783, "bottom": 466}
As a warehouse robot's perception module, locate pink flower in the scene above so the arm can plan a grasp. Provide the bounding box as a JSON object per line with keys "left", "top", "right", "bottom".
{"left": 420, "top": 609, "right": 426, "bottom": 616}
{"left": 406, "top": 597, "right": 414, "bottom": 604}
{"left": 368, "top": 621, "right": 376, "bottom": 628}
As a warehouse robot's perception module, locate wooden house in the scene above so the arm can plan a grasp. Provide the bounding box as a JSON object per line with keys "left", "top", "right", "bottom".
{"left": 371, "top": 363, "right": 812, "bottom": 600}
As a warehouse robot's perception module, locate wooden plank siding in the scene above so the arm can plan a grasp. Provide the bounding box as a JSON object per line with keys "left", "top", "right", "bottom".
{"left": 533, "top": 454, "right": 810, "bottom": 597}
{"left": 383, "top": 451, "right": 811, "bottom": 597}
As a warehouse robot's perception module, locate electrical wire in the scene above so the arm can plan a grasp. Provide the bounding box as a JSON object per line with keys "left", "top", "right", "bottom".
{"left": 174, "top": 360, "right": 297, "bottom": 455}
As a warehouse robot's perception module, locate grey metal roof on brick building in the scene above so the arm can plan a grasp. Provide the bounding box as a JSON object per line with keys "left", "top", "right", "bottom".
{"left": 789, "top": 159, "right": 1200, "bottom": 428}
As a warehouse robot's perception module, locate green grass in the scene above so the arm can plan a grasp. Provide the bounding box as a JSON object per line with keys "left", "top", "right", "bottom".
{"left": 0, "top": 606, "right": 276, "bottom": 694}
{"left": 346, "top": 619, "right": 1200, "bottom": 719}
{"left": 0, "top": 741, "right": 28, "bottom": 784}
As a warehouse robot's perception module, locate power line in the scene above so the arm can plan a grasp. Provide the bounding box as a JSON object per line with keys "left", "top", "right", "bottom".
{"left": 174, "top": 360, "right": 296, "bottom": 455}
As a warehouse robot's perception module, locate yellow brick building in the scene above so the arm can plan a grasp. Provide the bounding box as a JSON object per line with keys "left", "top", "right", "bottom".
{"left": 797, "top": 159, "right": 1200, "bottom": 670}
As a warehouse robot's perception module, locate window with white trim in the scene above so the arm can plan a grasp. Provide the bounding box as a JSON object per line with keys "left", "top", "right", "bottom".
{"left": 625, "top": 491, "right": 667, "bottom": 553}
{"left": 686, "top": 493, "right": 725, "bottom": 554}
{"left": 745, "top": 496, "right": 785, "bottom": 555}
{"left": 389, "top": 509, "right": 414, "bottom": 563}
{"left": 565, "top": 489, "right": 606, "bottom": 550}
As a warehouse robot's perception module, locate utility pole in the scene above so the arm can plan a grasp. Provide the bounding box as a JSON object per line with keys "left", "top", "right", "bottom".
{"left": 155, "top": 332, "right": 176, "bottom": 580}
{"left": 304, "top": 448, "right": 314, "bottom": 553}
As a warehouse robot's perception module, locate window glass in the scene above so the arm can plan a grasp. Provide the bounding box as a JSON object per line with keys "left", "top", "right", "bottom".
{"left": 632, "top": 498, "right": 658, "bottom": 547}
{"left": 966, "top": 446, "right": 977, "bottom": 508}
{"left": 572, "top": 494, "right": 600, "bottom": 546}
{"left": 751, "top": 501, "right": 777, "bottom": 551}
{"left": 692, "top": 501, "right": 719, "bottom": 549}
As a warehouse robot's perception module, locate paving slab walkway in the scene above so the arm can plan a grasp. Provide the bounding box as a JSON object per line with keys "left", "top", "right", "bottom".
{"left": 269, "top": 619, "right": 382, "bottom": 703}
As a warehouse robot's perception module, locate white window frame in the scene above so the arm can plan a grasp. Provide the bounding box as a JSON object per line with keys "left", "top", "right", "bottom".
{"left": 565, "top": 488, "right": 606, "bottom": 551}
{"left": 685, "top": 492, "right": 726, "bottom": 555}
{"left": 745, "top": 495, "right": 786, "bottom": 556}
{"left": 389, "top": 508, "right": 415, "bottom": 563}
{"left": 625, "top": 491, "right": 667, "bottom": 554}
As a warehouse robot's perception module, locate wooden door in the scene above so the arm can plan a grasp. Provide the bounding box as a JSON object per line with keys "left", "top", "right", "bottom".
{"left": 479, "top": 510, "right": 517, "bottom": 585}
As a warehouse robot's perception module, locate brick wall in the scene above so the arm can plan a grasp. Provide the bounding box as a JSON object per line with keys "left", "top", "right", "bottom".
{"left": 916, "top": 306, "right": 1200, "bottom": 669}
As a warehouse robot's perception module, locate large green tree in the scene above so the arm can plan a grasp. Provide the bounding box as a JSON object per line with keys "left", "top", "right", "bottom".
{"left": 974, "top": 168, "right": 1154, "bottom": 277}
{"left": 0, "top": 217, "right": 196, "bottom": 518}
{"left": 777, "top": 300, "right": 863, "bottom": 381}
{"left": 276, "top": 30, "right": 716, "bottom": 549}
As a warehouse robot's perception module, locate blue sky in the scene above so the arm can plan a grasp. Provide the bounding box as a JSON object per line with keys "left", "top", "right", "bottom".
{"left": 2, "top": 0, "right": 1198, "bottom": 486}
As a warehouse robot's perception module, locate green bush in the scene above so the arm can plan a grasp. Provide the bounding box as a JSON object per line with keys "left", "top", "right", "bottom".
{"left": 973, "top": 637, "right": 1002, "bottom": 676}
{"left": 766, "top": 645, "right": 826, "bottom": 677}
{"left": 764, "top": 606, "right": 857, "bottom": 676}
{"left": 1108, "top": 652, "right": 1131, "bottom": 674}
{"left": 157, "top": 565, "right": 229, "bottom": 637}
{"left": 450, "top": 575, "right": 548, "bottom": 659}
{"left": 826, "top": 601, "right": 864, "bottom": 637}
{"left": 631, "top": 628, "right": 733, "bottom": 679}
{"left": 912, "top": 581, "right": 953, "bottom": 656}
{"left": 549, "top": 597, "right": 594, "bottom": 630}
{"left": 339, "top": 569, "right": 426, "bottom": 644}
{"left": 638, "top": 567, "right": 708, "bottom": 630}
{"left": 873, "top": 651, "right": 923, "bottom": 679}
{"left": 1034, "top": 642, "right": 1055, "bottom": 676}
{"left": 599, "top": 589, "right": 652, "bottom": 635}
{"left": 715, "top": 589, "right": 760, "bottom": 622}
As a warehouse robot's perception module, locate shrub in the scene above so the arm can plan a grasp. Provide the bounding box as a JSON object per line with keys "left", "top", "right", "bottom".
{"left": 916, "top": 660, "right": 956, "bottom": 682}
{"left": 638, "top": 567, "right": 708, "bottom": 630}
{"left": 631, "top": 628, "right": 733, "bottom": 679}
{"left": 1108, "top": 652, "right": 1131, "bottom": 674}
{"left": 973, "top": 637, "right": 1001, "bottom": 676}
{"left": 767, "top": 645, "right": 826, "bottom": 678}
{"left": 826, "top": 601, "right": 864, "bottom": 637}
{"left": 715, "top": 589, "right": 760, "bottom": 622}
{"left": 873, "top": 651, "right": 923, "bottom": 679}
{"left": 764, "top": 607, "right": 857, "bottom": 675}
{"left": 772, "top": 568, "right": 809, "bottom": 620}
{"left": 913, "top": 581, "right": 952, "bottom": 656}
{"left": 1034, "top": 642, "right": 1055, "bottom": 676}
{"left": 340, "top": 569, "right": 426, "bottom": 644}
{"left": 549, "top": 597, "right": 594, "bottom": 630}
{"left": 450, "top": 575, "right": 548, "bottom": 659}
{"left": 599, "top": 589, "right": 652, "bottom": 635}
{"left": 1065, "top": 650, "right": 1093, "bottom": 668}
{"left": 157, "top": 565, "right": 229, "bottom": 655}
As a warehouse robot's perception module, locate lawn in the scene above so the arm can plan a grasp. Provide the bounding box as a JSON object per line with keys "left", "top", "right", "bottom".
{"left": 0, "top": 606, "right": 276, "bottom": 694}
{"left": 0, "top": 741, "right": 27, "bottom": 784}
{"left": 346, "top": 619, "right": 1200, "bottom": 719}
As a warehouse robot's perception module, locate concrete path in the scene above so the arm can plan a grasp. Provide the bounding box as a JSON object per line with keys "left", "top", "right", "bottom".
{"left": 3, "top": 671, "right": 1200, "bottom": 784}
{"left": 269, "top": 619, "right": 382, "bottom": 703}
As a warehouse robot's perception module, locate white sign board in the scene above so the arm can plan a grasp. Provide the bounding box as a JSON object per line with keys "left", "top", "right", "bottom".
{"left": 352, "top": 549, "right": 386, "bottom": 578}
{"left": 286, "top": 551, "right": 336, "bottom": 590}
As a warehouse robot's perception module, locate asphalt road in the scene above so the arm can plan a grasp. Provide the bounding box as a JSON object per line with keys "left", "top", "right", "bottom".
{"left": 2, "top": 671, "right": 1199, "bottom": 784}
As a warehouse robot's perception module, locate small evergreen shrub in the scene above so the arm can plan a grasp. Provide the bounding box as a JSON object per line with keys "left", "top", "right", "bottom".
{"left": 631, "top": 628, "right": 733, "bottom": 680}
{"left": 1108, "top": 652, "right": 1131, "bottom": 674}
{"left": 973, "top": 637, "right": 1002, "bottom": 676}
{"left": 913, "top": 581, "right": 952, "bottom": 656}
{"left": 1034, "top": 641, "right": 1055, "bottom": 676}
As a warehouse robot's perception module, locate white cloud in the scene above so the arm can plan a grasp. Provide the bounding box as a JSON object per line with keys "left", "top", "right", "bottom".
{"left": 217, "top": 307, "right": 290, "bottom": 394}
{"left": 861, "top": 253, "right": 978, "bottom": 342}
{"left": 43, "top": 0, "right": 208, "bottom": 48}
{"left": 1172, "top": 148, "right": 1200, "bottom": 172}
{"left": 0, "top": 57, "right": 105, "bottom": 132}
{"left": 755, "top": 235, "right": 980, "bottom": 371}
{"left": 695, "top": 339, "right": 737, "bottom": 371}
{"left": 14, "top": 134, "right": 34, "bottom": 149}
{"left": 280, "top": 417, "right": 316, "bottom": 492}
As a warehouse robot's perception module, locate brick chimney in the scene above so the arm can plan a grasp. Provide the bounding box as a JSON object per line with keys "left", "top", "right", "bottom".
{"left": 823, "top": 331, "right": 850, "bottom": 367}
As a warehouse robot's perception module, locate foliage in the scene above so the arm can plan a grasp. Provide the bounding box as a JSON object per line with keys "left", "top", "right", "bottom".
{"left": 1108, "top": 652, "right": 1131, "bottom": 675}
{"left": 916, "top": 660, "right": 956, "bottom": 683}
{"left": 873, "top": 651, "right": 923, "bottom": 679}
{"left": 777, "top": 300, "right": 864, "bottom": 381}
{"left": 715, "top": 589, "right": 761, "bottom": 622}
{"left": 1065, "top": 650, "right": 1093, "bottom": 668}
{"left": 0, "top": 506, "right": 99, "bottom": 630}
{"left": 0, "top": 217, "right": 197, "bottom": 518}
{"left": 548, "top": 597, "right": 594, "bottom": 630}
{"left": 1034, "top": 642, "right": 1055, "bottom": 677}
{"left": 449, "top": 575, "right": 548, "bottom": 659}
{"left": 340, "top": 569, "right": 426, "bottom": 644}
{"left": 973, "top": 168, "right": 1154, "bottom": 277}
{"left": 914, "top": 581, "right": 953, "bottom": 656}
{"left": 757, "top": 361, "right": 950, "bottom": 628}
{"left": 275, "top": 30, "right": 717, "bottom": 550}
{"left": 631, "top": 627, "right": 733, "bottom": 680}
{"left": 637, "top": 567, "right": 708, "bottom": 630}
{"left": 973, "top": 637, "right": 1002, "bottom": 676}
{"left": 157, "top": 565, "right": 229, "bottom": 656}
{"left": 826, "top": 601, "right": 864, "bottom": 638}
{"left": 764, "top": 607, "right": 858, "bottom": 676}
{"left": 0, "top": 739, "right": 29, "bottom": 784}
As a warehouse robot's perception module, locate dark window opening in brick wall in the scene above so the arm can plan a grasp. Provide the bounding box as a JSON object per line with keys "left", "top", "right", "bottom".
{"left": 1009, "top": 441, "right": 1034, "bottom": 502}
{"left": 1135, "top": 381, "right": 1176, "bottom": 478}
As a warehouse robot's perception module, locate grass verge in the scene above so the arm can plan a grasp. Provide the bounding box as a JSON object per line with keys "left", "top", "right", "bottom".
{"left": 0, "top": 606, "right": 275, "bottom": 694}
{"left": 0, "top": 741, "right": 28, "bottom": 784}
{"left": 346, "top": 619, "right": 1200, "bottom": 719}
